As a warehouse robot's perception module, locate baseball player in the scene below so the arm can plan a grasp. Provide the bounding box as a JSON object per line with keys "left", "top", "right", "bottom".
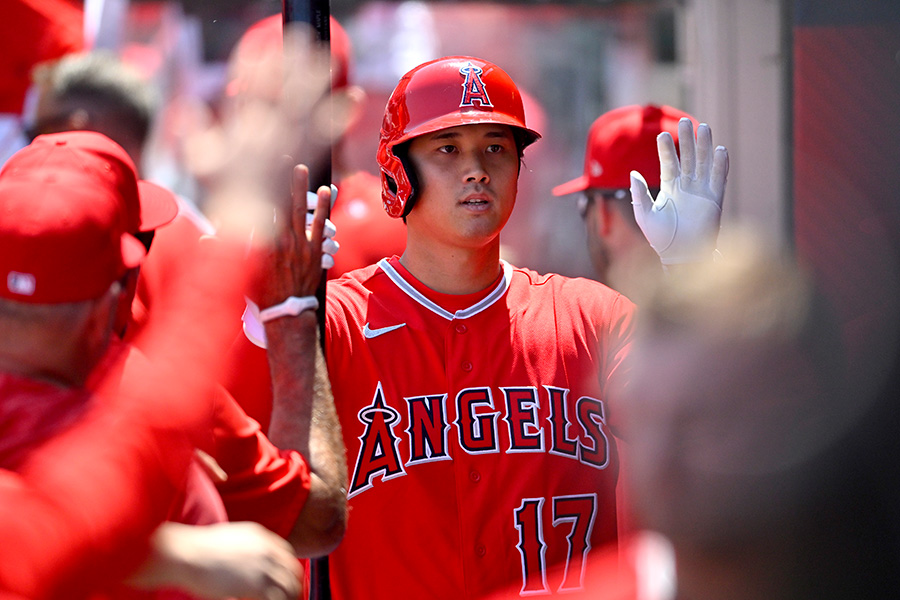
{"left": 222, "top": 13, "right": 406, "bottom": 282}
{"left": 28, "top": 49, "right": 212, "bottom": 340}
{"left": 29, "top": 50, "right": 349, "bottom": 561}
{"left": 553, "top": 104, "right": 700, "bottom": 298}
{"left": 222, "top": 12, "right": 404, "bottom": 436}
{"left": 482, "top": 241, "right": 861, "bottom": 600}
{"left": 248, "top": 55, "right": 727, "bottom": 598}
{"left": 0, "top": 131, "right": 306, "bottom": 599}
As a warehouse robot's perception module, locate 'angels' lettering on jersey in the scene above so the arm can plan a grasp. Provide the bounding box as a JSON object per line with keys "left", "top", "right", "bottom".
{"left": 349, "top": 382, "right": 610, "bottom": 498}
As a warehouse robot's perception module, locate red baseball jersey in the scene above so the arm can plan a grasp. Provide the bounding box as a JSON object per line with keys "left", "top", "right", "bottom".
{"left": 481, "top": 532, "right": 676, "bottom": 600}
{"left": 210, "top": 381, "right": 313, "bottom": 538}
{"left": 129, "top": 197, "right": 219, "bottom": 343}
{"left": 0, "top": 372, "right": 189, "bottom": 599}
{"left": 116, "top": 335, "right": 313, "bottom": 541}
{"left": 324, "top": 257, "right": 635, "bottom": 598}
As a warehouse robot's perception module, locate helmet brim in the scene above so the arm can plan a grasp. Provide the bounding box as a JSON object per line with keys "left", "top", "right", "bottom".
{"left": 393, "top": 110, "right": 541, "bottom": 150}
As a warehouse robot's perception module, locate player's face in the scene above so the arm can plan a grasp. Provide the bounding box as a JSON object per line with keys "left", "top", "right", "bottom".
{"left": 405, "top": 123, "right": 519, "bottom": 250}
{"left": 580, "top": 194, "right": 612, "bottom": 281}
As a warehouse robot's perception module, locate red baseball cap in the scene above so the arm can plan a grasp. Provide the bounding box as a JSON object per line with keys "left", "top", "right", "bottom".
{"left": 553, "top": 104, "right": 699, "bottom": 196}
{"left": 0, "top": 135, "right": 147, "bottom": 304}
{"left": 3, "top": 131, "right": 177, "bottom": 233}
{"left": 226, "top": 14, "right": 353, "bottom": 97}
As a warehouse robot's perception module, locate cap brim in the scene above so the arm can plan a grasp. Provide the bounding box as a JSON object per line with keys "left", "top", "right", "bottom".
{"left": 121, "top": 232, "right": 147, "bottom": 269}
{"left": 137, "top": 180, "right": 179, "bottom": 231}
{"left": 551, "top": 175, "right": 589, "bottom": 197}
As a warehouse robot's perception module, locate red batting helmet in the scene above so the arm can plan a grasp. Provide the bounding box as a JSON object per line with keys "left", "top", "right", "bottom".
{"left": 376, "top": 56, "right": 541, "bottom": 218}
{"left": 552, "top": 104, "right": 698, "bottom": 196}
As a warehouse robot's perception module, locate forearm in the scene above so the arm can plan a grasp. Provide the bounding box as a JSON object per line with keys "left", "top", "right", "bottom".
{"left": 124, "top": 522, "right": 194, "bottom": 591}
{"left": 125, "top": 521, "right": 304, "bottom": 600}
{"left": 266, "top": 310, "right": 319, "bottom": 453}
{"left": 265, "top": 311, "right": 348, "bottom": 556}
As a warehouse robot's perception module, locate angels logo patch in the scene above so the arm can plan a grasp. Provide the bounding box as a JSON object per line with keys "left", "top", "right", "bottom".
{"left": 459, "top": 62, "right": 493, "bottom": 108}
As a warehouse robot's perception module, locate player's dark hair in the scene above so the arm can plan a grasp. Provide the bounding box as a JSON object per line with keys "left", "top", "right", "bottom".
{"left": 511, "top": 129, "right": 531, "bottom": 161}
{"left": 391, "top": 142, "right": 419, "bottom": 222}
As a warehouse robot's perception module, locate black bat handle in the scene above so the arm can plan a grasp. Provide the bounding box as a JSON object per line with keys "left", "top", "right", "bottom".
{"left": 282, "top": 4, "right": 333, "bottom": 600}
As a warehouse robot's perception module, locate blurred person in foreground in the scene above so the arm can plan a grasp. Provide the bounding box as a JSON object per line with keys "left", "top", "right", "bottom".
{"left": 221, "top": 13, "right": 406, "bottom": 282}
{"left": 484, "top": 232, "right": 900, "bottom": 599}
{"left": 618, "top": 235, "right": 900, "bottom": 599}
{"left": 28, "top": 49, "right": 215, "bottom": 340}
{"left": 27, "top": 49, "right": 349, "bottom": 561}
{"left": 0, "top": 0, "right": 83, "bottom": 164}
{"left": 553, "top": 104, "right": 699, "bottom": 300}
{"left": 0, "top": 127, "right": 324, "bottom": 599}
{"left": 219, "top": 14, "right": 405, "bottom": 434}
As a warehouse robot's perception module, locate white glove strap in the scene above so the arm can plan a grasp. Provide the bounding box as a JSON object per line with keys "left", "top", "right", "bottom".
{"left": 259, "top": 295, "right": 319, "bottom": 323}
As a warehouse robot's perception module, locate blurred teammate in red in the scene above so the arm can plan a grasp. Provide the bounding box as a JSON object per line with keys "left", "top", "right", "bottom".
{"left": 222, "top": 14, "right": 406, "bottom": 435}
{"left": 0, "top": 130, "right": 309, "bottom": 599}
{"left": 0, "top": 0, "right": 83, "bottom": 163}
{"left": 26, "top": 49, "right": 348, "bottom": 564}
{"left": 28, "top": 50, "right": 213, "bottom": 340}
{"left": 224, "top": 13, "right": 406, "bottom": 281}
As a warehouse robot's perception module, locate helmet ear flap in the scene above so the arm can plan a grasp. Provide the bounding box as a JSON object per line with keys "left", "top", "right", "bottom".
{"left": 385, "top": 174, "right": 398, "bottom": 195}
{"left": 378, "top": 141, "right": 418, "bottom": 219}
{"left": 377, "top": 144, "right": 410, "bottom": 218}
{"left": 394, "top": 142, "right": 419, "bottom": 220}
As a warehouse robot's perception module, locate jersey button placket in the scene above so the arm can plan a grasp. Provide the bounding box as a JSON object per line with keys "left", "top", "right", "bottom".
{"left": 455, "top": 322, "right": 471, "bottom": 373}
{"left": 448, "top": 316, "right": 486, "bottom": 578}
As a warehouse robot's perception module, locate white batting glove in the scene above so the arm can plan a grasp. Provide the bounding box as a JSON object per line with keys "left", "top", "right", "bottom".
{"left": 305, "top": 186, "right": 339, "bottom": 270}
{"left": 631, "top": 118, "right": 729, "bottom": 265}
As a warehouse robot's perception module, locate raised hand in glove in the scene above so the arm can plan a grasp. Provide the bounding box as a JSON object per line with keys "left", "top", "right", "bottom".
{"left": 630, "top": 117, "right": 729, "bottom": 265}
{"left": 305, "top": 185, "right": 339, "bottom": 270}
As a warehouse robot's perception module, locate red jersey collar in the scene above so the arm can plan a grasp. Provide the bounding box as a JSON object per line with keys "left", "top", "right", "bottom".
{"left": 379, "top": 256, "right": 511, "bottom": 320}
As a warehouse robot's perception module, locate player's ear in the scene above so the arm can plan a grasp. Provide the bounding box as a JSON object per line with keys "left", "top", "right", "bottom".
{"left": 596, "top": 198, "right": 615, "bottom": 236}
{"left": 82, "top": 280, "right": 123, "bottom": 343}
{"left": 113, "top": 269, "right": 140, "bottom": 338}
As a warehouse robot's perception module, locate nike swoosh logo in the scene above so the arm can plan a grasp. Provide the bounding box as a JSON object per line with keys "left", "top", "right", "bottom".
{"left": 363, "top": 323, "right": 407, "bottom": 339}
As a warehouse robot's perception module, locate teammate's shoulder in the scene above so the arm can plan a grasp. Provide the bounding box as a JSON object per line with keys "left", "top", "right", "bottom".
{"left": 509, "top": 264, "right": 622, "bottom": 294}
{"left": 173, "top": 194, "right": 216, "bottom": 236}
{"left": 507, "top": 264, "right": 635, "bottom": 318}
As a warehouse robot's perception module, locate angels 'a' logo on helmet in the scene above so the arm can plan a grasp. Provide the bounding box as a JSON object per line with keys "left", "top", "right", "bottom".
{"left": 459, "top": 62, "right": 493, "bottom": 108}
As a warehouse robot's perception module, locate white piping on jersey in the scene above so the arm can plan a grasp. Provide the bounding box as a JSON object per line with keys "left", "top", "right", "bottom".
{"left": 376, "top": 258, "right": 513, "bottom": 321}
